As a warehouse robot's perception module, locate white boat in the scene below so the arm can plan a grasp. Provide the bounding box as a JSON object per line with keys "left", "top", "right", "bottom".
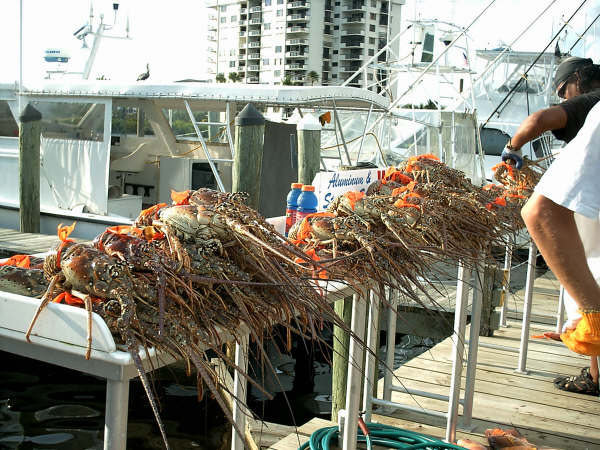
{"left": 0, "top": 81, "right": 389, "bottom": 239}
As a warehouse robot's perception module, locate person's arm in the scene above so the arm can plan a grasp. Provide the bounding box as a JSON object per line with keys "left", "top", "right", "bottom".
{"left": 521, "top": 192, "right": 600, "bottom": 310}
{"left": 510, "top": 106, "right": 568, "bottom": 149}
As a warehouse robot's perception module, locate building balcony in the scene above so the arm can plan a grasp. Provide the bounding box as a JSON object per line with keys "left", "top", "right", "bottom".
{"left": 341, "top": 52, "right": 363, "bottom": 60}
{"left": 286, "top": 38, "right": 308, "bottom": 45}
{"left": 287, "top": 26, "right": 309, "bottom": 33}
{"left": 343, "top": 29, "right": 365, "bottom": 36}
{"left": 292, "top": 75, "right": 305, "bottom": 82}
{"left": 249, "top": 30, "right": 261, "bottom": 36}
{"left": 285, "top": 51, "right": 306, "bottom": 58}
{"left": 287, "top": 14, "right": 307, "bottom": 21}
{"left": 285, "top": 64, "right": 306, "bottom": 70}
{"left": 288, "top": 1, "right": 310, "bottom": 8}
{"left": 248, "top": 53, "right": 260, "bottom": 59}
{"left": 238, "top": 53, "right": 247, "bottom": 59}
{"left": 239, "top": 19, "right": 247, "bottom": 25}
{"left": 248, "top": 41, "right": 261, "bottom": 48}
{"left": 205, "top": 0, "right": 218, "bottom": 6}
{"left": 208, "top": 34, "right": 217, "bottom": 41}
{"left": 250, "top": 18, "right": 262, "bottom": 25}
{"left": 247, "top": 77, "right": 259, "bottom": 83}
{"left": 208, "top": 24, "right": 218, "bottom": 31}
{"left": 340, "top": 66, "right": 361, "bottom": 73}
{"left": 344, "top": 2, "right": 366, "bottom": 11}
{"left": 343, "top": 40, "right": 364, "bottom": 47}
{"left": 343, "top": 16, "right": 365, "bottom": 24}
{"left": 239, "top": 31, "right": 246, "bottom": 37}
{"left": 240, "top": 8, "right": 248, "bottom": 14}
{"left": 249, "top": 6, "right": 262, "bottom": 13}
{"left": 248, "top": 65, "right": 260, "bottom": 71}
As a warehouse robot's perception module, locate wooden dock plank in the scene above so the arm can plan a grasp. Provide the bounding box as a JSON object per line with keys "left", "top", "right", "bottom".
{"left": 269, "top": 270, "right": 598, "bottom": 450}
{"left": 0, "top": 228, "right": 81, "bottom": 257}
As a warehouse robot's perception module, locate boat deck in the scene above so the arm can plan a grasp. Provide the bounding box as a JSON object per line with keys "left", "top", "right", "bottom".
{"left": 270, "top": 271, "right": 600, "bottom": 450}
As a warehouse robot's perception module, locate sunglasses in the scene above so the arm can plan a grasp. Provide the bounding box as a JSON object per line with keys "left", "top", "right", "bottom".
{"left": 556, "top": 73, "right": 576, "bottom": 99}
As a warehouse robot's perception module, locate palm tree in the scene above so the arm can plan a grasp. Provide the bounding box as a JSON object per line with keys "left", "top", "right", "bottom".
{"left": 228, "top": 72, "right": 241, "bottom": 82}
{"left": 307, "top": 71, "right": 319, "bottom": 86}
{"left": 281, "top": 75, "right": 293, "bottom": 86}
{"left": 216, "top": 73, "right": 226, "bottom": 83}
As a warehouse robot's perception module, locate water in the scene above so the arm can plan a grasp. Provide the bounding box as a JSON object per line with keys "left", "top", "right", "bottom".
{"left": 0, "top": 327, "right": 444, "bottom": 449}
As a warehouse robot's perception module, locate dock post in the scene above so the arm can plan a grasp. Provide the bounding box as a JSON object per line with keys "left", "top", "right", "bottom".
{"left": 446, "top": 261, "right": 471, "bottom": 443}
{"left": 342, "top": 291, "right": 367, "bottom": 450}
{"left": 517, "top": 241, "right": 537, "bottom": 374}
{"left": 331, "top": 295, "right": 352, "bottom": 422}
{"left": 18, "top": 104, "right": 42, "bottom": 234}
{"left": 362, "top": 289, "right": 380, "bottom": 422}
{"left": 233, "top": 104, "right": 265, "bottom": 210}
{"left": 297, "top": 113, "right": 322, "bottom": 185}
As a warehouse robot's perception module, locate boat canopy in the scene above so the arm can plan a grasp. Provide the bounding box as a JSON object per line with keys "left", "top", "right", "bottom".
{"left": 4, "top": 81, "right": 390, "bottom": 112}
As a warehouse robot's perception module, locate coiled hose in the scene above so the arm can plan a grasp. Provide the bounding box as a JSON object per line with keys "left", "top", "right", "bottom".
{"left": 298, "top": 421, "right": 467, "bottom": 450}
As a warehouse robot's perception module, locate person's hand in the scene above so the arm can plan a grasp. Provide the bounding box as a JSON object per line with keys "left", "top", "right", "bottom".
{"left": 562, "top": 316, "right": 582, "bottom": 332}
{"left": 501, "top": 144, "right": 523, "bottom": 169}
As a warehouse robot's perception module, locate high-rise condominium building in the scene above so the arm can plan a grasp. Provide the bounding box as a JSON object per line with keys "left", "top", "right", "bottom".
{"left": 206, "top": 0, "right": 403, "bottom": 89}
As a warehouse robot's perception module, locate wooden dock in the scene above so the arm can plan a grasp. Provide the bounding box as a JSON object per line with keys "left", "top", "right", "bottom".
{"left": 0, "top": 227, "right": 62, "bottom": 257}
{"left": 269, "top": 271, "right": 600, "bottom": 450}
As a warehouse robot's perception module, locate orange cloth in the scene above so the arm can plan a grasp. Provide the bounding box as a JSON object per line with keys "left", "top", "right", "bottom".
{"left": 561, "top": 312, "right": 600, "bottom": 356}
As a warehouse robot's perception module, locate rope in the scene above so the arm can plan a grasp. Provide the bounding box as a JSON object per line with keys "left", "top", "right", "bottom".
{"left": 298, "top": 423, "right": 468, "bottom": 450}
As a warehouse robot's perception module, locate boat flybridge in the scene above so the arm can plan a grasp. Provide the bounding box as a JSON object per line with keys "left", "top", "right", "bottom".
{"left": 0, "top": 81, "right": 389, "bottom": 239}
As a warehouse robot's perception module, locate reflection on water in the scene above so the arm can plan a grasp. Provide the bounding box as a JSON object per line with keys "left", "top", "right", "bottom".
{"left": 0, "top": 352, "right": 229, "bottom": 449}
{"left": 1, "top": 329, "right": 443, "bottom": 449}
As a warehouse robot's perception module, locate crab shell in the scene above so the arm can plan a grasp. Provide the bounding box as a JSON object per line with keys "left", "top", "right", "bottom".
{"left": 159, "top": 205, "right": 229, "bottom": 242}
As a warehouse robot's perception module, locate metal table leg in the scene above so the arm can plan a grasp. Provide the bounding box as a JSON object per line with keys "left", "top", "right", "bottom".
{"left": 517, "top": 241, "right": 537, "bottom": 374}
{"left": 556, "top": 286, "right": 565, "bottom": 333}
{"left": 446, "top": 261, "right": 470, "bottom": 443}
{"left": 383, "top": 289, "right": 397, "bottom": 404}
{"left": 232, "top": 333, "right": 249, "bottom": 450}
{"left": 362, "top": 290, "right": 380, "bottom": 422}
{"left": 462, "top": 260, "right": 483, "bottom": 429}
{"left": 499, "top": 242, "right": 513, "bottom": 327}
{"left": 342, "top": 292, "right": 367, "bottom": 450}
{"left": 104, "top": 378, "right": 130, "bottom": 450}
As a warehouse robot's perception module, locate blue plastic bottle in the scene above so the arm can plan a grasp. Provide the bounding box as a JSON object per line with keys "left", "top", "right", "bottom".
{"left": 295, "top": 185, "right": 318, "bottom": 224}
{"left": 285, "top": 182, "right": 303, "bottom": 236}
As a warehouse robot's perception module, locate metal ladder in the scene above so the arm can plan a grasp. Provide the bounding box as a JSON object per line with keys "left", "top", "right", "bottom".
{"left": 183, "top": 100, "right": 235, "bottom": 192}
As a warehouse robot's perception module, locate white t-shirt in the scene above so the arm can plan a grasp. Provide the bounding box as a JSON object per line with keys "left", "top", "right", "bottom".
{"left": 534, "top": 102, "right": 600, "bottom": 328}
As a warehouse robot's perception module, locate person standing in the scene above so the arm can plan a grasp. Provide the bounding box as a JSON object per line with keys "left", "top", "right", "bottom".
{"left": 521, "top": 97, "right": 600, "bottom": 395}
{"left": 501, "top": 56, "right": 600, "bottom": 169}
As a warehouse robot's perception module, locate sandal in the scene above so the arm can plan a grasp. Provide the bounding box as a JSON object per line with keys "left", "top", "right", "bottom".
{"left": 554, "top": 367, "right": 599, "bottom": 396}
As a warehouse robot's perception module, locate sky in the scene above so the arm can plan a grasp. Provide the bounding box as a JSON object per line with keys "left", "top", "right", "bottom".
{"left": 1, "top": 0, "right": 599, "bottom": 83}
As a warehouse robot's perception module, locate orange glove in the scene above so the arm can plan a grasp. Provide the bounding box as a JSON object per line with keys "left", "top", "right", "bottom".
{"left": 561, "top": 312, "right": 600, "bottom": 356}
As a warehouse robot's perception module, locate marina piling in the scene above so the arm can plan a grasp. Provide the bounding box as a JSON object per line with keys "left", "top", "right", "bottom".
{"left": 297, "top": 114, "right": 322, "bottom": 186}
{"left": 18, "top": 104, "right": 41, "bottom": 234}
{"left": 233, "top": 104, "right": 265, "bottom": 209}
{"left": 331, "top": 295, "right": 352, "bottom": 422}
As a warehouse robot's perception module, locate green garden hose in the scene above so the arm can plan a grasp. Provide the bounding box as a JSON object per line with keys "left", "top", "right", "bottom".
{"left": 298, "top": 422, "right": 467, "bottom": 450}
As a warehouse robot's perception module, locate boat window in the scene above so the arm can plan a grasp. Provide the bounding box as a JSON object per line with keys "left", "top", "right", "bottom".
{"left": 161, "top": 108, "right": 213, "bottom": 142}
{"left": 112, "top": 105, "right": 154, "bottom": 136}
{"left": 479, "top": 127, "right": 509, "bottom": 156}
{"left": 32, "top": 101, "right": 105, "bottom": 141}
{"left": 0, "top": 101, "right": 18, "bottom": 137}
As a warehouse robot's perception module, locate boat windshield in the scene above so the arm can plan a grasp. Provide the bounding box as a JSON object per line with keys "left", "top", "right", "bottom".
{"left": 33, "top": 101, "right": 105, "bottom": 142}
